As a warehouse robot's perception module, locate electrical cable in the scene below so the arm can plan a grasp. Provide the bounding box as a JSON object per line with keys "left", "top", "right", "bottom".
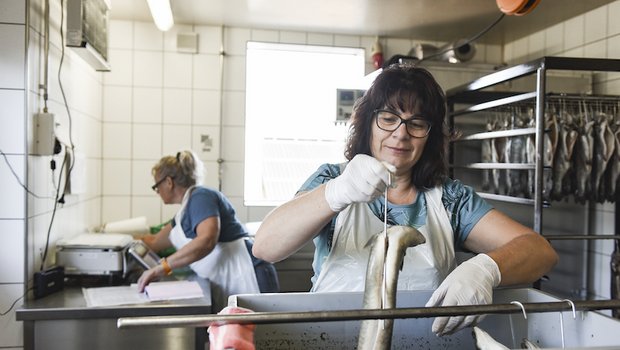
{"left": 0, "top": 286, "right": 33, "bottom": 316}
{"left": 0, "top": 149, "right": 55, "bottom": 199}
{"left": 382, "top": 12, "right": 505, "bottom": 67}
{"left": 416, "top": 13, "right": 506, "bottom": 65}
{"left": 39, "top": 146, "right": 68, "bottom": 271}
{"left": 57, "top": 0, "right": 76, "bottom": 204}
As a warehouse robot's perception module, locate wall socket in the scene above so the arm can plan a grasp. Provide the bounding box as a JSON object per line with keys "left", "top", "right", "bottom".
{"left": 34, "top": 112, "right": 56, "bottom": 156}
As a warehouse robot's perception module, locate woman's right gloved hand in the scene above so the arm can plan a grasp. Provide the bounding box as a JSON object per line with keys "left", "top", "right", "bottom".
{"left": 324, "top": 154, "right": 395, "bottom": 212}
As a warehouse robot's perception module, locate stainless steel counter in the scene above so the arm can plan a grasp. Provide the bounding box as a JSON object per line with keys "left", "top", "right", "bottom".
{"left": 16, "top": 277, "right": 212, "bottom": 350}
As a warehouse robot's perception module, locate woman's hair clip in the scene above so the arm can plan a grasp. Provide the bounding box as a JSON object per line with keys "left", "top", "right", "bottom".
{"left": 176, "top": 152, "right": 181, "bottom": 162}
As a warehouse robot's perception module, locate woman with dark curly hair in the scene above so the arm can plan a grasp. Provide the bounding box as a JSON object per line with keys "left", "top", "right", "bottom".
{"left": 253, "top": 64, "right": 557, "bottom": 336}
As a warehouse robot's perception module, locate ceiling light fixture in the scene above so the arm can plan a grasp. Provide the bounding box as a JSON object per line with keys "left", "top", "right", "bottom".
{"left": 146, "top": 0, "right": 174, "bottom": 31}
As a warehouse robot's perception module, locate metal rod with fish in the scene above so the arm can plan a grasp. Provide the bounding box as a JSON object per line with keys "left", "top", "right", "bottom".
{"left": 357, "top": 225, "right": 426, "bottom": 350}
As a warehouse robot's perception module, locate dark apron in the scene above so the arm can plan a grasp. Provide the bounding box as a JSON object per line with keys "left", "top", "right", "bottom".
{"left": 244, "top": 238, "right": 280, "bottom": 293}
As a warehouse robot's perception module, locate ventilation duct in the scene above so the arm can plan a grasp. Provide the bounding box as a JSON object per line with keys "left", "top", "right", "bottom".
{"left": 409, "top": 39, "right": 476, "bottom": 63}
{"left": 66, "top": 0, "right": 111, "bottom": 71}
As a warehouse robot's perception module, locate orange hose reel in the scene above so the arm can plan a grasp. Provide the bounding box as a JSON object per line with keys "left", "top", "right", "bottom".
{"left": 496, "top": 0, "right": 541, "bottom": 16}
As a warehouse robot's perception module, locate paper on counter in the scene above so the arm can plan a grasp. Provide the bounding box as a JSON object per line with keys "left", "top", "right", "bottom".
{"left": 82, "top": 281, "right": 204, "bottom": 307}
{"left": 83, "top": 284, "right": 148, "bottom": 307}
{"left": 144, "top": 280, "right": 204, "bottom": 301}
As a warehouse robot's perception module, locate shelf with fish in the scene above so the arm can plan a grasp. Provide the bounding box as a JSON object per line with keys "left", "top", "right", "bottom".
{"left": 451, "top": 92, "right": 620, "bottom": 205}
{"left": 446, "top": 57, "right": 620, "bottom": 306}
{"left": 446, "top": 56, "right": 620, "bottom": 233}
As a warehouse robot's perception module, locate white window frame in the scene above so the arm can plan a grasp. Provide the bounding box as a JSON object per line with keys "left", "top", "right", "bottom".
{"left": 244, "top": 41, "right": 366, "bottom": 206}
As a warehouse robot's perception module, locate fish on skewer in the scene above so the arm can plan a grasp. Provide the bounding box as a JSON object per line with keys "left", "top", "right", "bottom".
{"left": 592, "top": 113, "right": 615, "bottom": 203}
{"left": 357, "top": 226, "right": 426, "bottom": 350}
{"left": 572, "top": 119, "right": 595, "bottom": 203}
{"left": 526, "top": 116, "right": 536, "bottom": 198}
{"left": 490, "top": 117, "right": 503, "bottom": 194}
{"left": 603, "top": 121, "right": 620, "bottom": 202}
{"left": 493, "top": 117, "right": 509, "bottom": 195}
{"left": 501, "top": 118, "right": 513, "bottom": 196}
{"left": 508, "top": 113, "right": 527, "bottom": 197}
{"left": 481, "top": 119, "right": 494, "bottom": 191}
{"left": 543, "top": 112, "right": 558, "bottom": 201}
{"left": 551, "top": 114, "right": 578, "bottom": 201}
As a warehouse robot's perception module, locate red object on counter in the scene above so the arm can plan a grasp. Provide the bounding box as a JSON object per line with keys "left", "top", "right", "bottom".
{"left": 208, "top": 306, "right": 256, "bottom": 350}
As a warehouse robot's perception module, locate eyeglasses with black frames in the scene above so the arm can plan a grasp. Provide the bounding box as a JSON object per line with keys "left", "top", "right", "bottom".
{"left": 151, "top": 176, "right": 168, "bottom": 192}
{"left": 373, "top": 109, "right": 432, "bottom": 138}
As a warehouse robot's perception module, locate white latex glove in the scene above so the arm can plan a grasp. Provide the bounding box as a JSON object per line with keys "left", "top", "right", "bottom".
{"left": 324, "top": 154, "right": 395, "bottom": 212}
{"left": 425, "top": 253, "right": 501, "bottom": 336}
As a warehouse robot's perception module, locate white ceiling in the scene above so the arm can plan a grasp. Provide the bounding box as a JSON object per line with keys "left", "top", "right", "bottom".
{"left": 110, "top": 0, "right": 614, "bottom": 44}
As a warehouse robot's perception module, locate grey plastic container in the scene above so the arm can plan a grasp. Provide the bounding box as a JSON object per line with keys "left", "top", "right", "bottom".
{"left": 229, "top": 288, "right": 620, "bottom": 349}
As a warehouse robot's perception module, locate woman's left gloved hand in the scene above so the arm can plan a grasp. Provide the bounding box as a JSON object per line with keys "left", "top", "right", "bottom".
{"left": 424, "top": 253, "right": 501, "bottom": 336}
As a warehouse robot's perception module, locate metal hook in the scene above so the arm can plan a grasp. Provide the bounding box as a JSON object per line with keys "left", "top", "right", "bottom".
{"left": 510, "top": 301, "right": 527, "bottom": 319}
{"left": 558, "top": 299, "right": 576, "bottom": 348}
{"left": 562, "top": 299, "right": 577, "bottom": 320}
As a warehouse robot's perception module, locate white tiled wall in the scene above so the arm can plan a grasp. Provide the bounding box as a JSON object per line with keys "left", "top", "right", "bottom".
{"left": 0, "top": 0, "right": 28, "bottom": 347}
{"left": 102, "top": 20, "right": 506, "bottom": 227}
{"left": 0, "top": 0, "right": 104, "bottom": 347}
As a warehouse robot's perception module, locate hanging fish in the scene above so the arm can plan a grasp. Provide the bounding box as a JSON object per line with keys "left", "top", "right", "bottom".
{"left": 603, "top": 122, "right": 620, "bottom": 202}
{"left": 592, "top": 113, "right": 615, "bottom": 203}
{"left": 526, "top": 115, "right": 536, "bottom": 199}
{"left": 357, "top": 226, "right": 426, "bottom": 350}
{"left": 493, "top": 116, "right": 509, "bottom": 195}
{"left": 551, "top": 114, "right": 578, "bottom": 201}
{"left": 502, "top": 120, "right": 513, "bottom": 197}
{"left": 572, "top": 118, "right": 594, "bottom": 204}
{"left": 491, "top": 118, "right": 502, "bottom": 195}
{"left": 543, "top": 111, "right": 558, "bottom": 201}
{"left": 481, "top": 119, "right": 494, "bottom": 191}
{"left": 508, "top": 113, "right": 527, "bottom": 197}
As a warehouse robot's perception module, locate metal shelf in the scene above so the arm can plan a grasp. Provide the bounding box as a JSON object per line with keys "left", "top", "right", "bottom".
{"left": 446, "top": 56, "right": 620, "bottom": 235}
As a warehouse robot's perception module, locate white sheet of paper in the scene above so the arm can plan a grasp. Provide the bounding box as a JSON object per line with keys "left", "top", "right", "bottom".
{"left": 82, "top": 281, "right": 204, "bottom": 307}
{"left": 144, "top": 280, "right": 204, "bottom": 301}
{"left": 82, "top": 284, "right": 148, "bottom": 307}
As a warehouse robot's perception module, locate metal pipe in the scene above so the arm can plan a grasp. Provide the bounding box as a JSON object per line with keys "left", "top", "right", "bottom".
{"left": 117, "top": 299, "right": 620, "bottom": 329}
{"left": 546, "top": 235, "right": 620, "bottom": 241}
{"left": 454, "top": 127, "right": 536, "bottom": 141}
{"left": 533, "top": 66, "right": 546, "bottom": 235}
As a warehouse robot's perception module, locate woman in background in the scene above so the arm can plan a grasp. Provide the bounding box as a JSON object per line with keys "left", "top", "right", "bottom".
{"left": 138, "top": 150, "right": 260, "bottom": 311}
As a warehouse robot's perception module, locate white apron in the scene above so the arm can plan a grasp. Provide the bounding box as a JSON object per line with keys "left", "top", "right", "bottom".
{"left": 312, "top": 186, "right": 456, "bottom": 292}
{"left": 169, "top": 187, "right": 259, "bottom": 311}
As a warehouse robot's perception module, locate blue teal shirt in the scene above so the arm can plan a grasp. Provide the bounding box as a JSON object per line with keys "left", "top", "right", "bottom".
{"left": 171, "top": 186, "right": 248, "bottom": 242}
{"left": 298, "top": 163, "right": 493, "bottom": 281}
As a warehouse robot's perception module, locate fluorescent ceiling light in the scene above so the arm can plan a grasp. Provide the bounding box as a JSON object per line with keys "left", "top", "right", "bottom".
{"left": 147, "top": 0, "right": 174, "bottom": 31}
